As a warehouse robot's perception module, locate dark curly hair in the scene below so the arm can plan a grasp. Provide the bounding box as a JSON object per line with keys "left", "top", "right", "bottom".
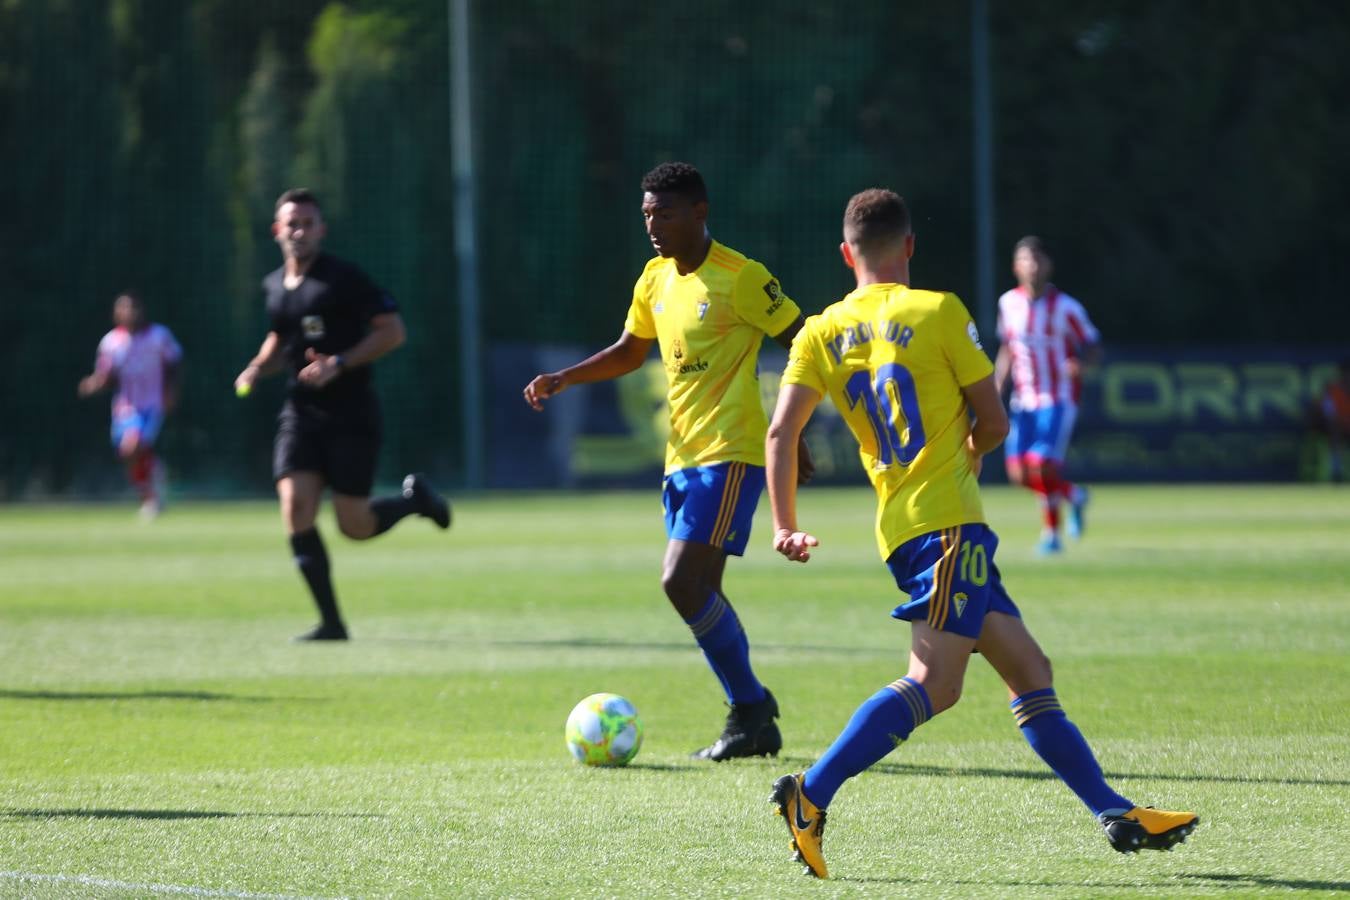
{"left": 640, "top": 162, "right": 707, "bottom": 203}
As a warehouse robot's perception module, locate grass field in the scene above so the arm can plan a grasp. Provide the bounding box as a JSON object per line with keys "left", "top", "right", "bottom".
{"left": 1, "top": 485, "right": 1347, "bottom": 898}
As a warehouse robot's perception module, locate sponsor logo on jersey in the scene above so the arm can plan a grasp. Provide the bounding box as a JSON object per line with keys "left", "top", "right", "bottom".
{"left": 967, "top": 321, "right": 983, "bottom": 350}
{"left": 302, "top": 315, "right": 326, "bottom": 340}
{"left": 697, "top": 300, "right": 709, "bottom": 320}
{"left": 666, "top": 337, "right": 709, "bottom": 375}
{"left": 763, "top": 278, "right": 784, "bottom": 316}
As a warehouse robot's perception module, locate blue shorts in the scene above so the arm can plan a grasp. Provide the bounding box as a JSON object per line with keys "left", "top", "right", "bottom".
{"left": 887, "top": 523, "right": 1020, "bottom": 639}
{"left": 1006, "top": 402, "right": 1077, "bottom": 464}
{"left": 662, "top": 462, "right": 765, "bottom": 557}
{"left": 111, "top": 407, "right": 164, "bottom": 449}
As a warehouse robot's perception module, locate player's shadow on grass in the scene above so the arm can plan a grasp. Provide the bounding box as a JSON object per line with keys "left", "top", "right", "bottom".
{"left": 0, "top": 689, "right": 306, "bottom": 703}
{"left": 1180, "top": 873, "right": 1350, "bottom": 892}
{"left": 368, "top": 636, "right": 892, "bottom": 656}
{"left": 865, "top": 761, "right": 1350, "bottom": 788}
{"left": 620, "top": 762, "right": 702, "bottom": 772}
{"left": 0, "top": 809, "right": 383, "bottom": 821}
{"left": 844, "top": 874, "right": 1348, "bottom": 891}
{"left": 836, "top": 877, "right": 1170, "bottom": 889}
{"left": 369, "top": 636, "right": 701, "bottom": 653}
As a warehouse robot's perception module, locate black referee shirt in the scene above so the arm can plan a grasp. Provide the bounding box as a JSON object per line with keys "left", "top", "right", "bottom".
{"left": 263, "top": 252, "right": 399, "bottom": 429}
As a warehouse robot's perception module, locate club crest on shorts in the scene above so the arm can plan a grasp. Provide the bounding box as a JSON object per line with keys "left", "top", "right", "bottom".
{"left": 302, "top": 315, "right": 326, "bottom": 340}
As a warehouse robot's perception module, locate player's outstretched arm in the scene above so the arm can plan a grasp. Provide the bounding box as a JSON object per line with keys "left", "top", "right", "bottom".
{"left": 77, "top": 369, "right": 110, "bottom": 398}
{"left": 522, "top": 330, "right": 654, "bottom": 411}
{"left": 767, "top": 382, "right": 823, "bottom": 563}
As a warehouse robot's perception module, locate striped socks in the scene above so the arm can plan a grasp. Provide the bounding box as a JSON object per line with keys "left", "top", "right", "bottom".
{"left": 685, "top": 592, "right": 765, "bottom": 706}
{"left": 802, "top": 677, "right": 933, "bottom": 810}
{"left": 1012, "top": 688, "right": 1131, "bottom": 817}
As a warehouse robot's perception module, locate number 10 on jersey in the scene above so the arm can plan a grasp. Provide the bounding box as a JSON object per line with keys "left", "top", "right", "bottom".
{"left": 845, "top": 363, "right": 927, "bottom": 467}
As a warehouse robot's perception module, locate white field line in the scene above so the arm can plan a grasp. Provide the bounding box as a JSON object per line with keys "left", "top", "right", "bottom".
{"left": 0, "top": 870, "right": 346, "bottom": 899}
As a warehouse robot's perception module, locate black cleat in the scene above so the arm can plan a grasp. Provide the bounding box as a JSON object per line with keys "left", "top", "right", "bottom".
{"left": 1101, "top": 807, "right": 1199, "bottom": 853}
{"left": 692, "top": 688, "right": 782, "bottom": 761}
{"left": 403, "top": 473, "right": 451, "bottom": 529}
{"left": 293, "top": 622, "right": 348, "bottom": 642}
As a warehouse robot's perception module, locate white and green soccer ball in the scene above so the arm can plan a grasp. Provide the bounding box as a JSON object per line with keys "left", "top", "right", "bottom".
{"left": 565, "top": 693, "right": 643, "bottom": 766}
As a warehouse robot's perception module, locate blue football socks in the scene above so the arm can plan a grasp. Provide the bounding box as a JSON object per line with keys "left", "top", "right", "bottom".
{"left": 685, "top": 592, "right": 765, "bottom": 706}
{"left": 1011, "top": 688, "right": 1131, "bottom": 816}
{"left": 802, "top": 677, "right": 933, "bottom": 809}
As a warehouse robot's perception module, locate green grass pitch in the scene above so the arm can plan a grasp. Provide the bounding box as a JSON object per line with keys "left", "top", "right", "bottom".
{"left": 1, "top": 485, "right": 1347, "bottom": 898}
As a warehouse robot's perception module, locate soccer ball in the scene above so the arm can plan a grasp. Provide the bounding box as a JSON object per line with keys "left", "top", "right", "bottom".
{"left": 565, "top": 693, "right": 643, "bottom": 766}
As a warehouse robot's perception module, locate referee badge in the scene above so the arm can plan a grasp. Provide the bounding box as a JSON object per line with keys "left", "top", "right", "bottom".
{"left": 302, "top": 315, "right": 326, "bottom": 340}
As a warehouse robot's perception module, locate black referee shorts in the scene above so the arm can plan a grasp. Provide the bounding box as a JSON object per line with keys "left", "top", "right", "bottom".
{"left": 273, "top": 423, "right": 380, "bottom": 497}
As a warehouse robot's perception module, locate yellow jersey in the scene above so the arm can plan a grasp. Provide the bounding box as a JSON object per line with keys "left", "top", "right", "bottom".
{"left": 782, "top": 283, "right": 994, "bottom": 558}
{"left": 625, "top": 240, "right": 802, "bottom": 473}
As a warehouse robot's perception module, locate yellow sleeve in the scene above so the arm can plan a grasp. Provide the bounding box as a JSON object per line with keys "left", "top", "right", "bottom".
{"left": 731, "top": 260, "right": 801, "bottom": 338}
{"left": 780, "top": 317, "right": 828, "bottom": 395}
{"left": 941, "top": 293, "right": 996, "bottom": 387}
{"left": 623, "top": 270, "right": 657, "bottom": 339}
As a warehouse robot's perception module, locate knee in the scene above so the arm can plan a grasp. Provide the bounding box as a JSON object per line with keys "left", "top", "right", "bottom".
{"left": 283, "top": 501, "right": 317, "bottom": 534}
{"left": 333, "top": 503, "right": 376, "bottom": 540}
{"left": 912, "top": 676, "right": 962, "bottom": 716}
{"left": 1011, "top": 652, "right": 1054, "bottom": 696}
{"left": 929, "top": 682, "right": 962, "bottom": 715}
{"left": 660, "top": 565, "right": 698, "bottom": 603}
{"left": 336, "top": 517, "right": 367, "bottom": 540}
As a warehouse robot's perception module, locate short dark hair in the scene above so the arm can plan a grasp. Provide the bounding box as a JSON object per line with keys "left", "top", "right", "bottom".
{"left": 275, "top": 187, "right": 321, "bottom": 212}
{"left": 843, "top": 189, "right": 911, "bottom": 256}
{"left": 114, "top": 289, "right": 143, "bottom": 305}
{"left": 1014, "top": 235, "right": 1049, "bottom": 258}
{"left": 640, "top": 162, "right": 707, "bottom": 203}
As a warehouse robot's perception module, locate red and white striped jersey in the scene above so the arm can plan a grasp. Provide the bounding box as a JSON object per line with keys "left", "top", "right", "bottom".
{"left": 95, "top": 323, "right": 182, "bottom": 416}
{"left": 997, "top": 285, "right": 1099, "bottom": 409}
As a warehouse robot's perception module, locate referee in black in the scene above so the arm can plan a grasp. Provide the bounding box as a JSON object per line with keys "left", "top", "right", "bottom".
{"left": 235, "top": 188, "right": 450, "bottom": 641}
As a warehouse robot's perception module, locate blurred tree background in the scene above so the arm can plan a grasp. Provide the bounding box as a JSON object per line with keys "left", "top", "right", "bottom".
{"left": 2, "top": 0, "right": 1347, "bottom": 496}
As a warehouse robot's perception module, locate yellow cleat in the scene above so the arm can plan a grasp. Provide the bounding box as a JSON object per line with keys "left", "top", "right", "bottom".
{"left": 770, "top": 773, "right": 828, "bottom": 878}
{"left": 1102, "top": 806, "right": 1199, "bottom": 853}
